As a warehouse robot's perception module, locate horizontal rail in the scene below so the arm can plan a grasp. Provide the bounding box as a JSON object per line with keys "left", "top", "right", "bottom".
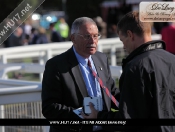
{"left": 0, "top": 35, "right": 161, "bottom": 105}
{"left": 0, "top": 64, "right": 122, "bottom": 105}
{"left": 0, "top": 35, "right": 161, "bottom": 66}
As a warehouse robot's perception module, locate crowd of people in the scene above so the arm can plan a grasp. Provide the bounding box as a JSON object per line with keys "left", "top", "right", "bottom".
{"left": 3, "top": 17, "right": 69, "bottom": 48}
{"left": 3, "top": 14, "right": 174, "bottom": 53}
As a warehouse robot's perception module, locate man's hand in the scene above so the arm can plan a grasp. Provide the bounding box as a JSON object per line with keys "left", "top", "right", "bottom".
{"left": 81, "top": 102, "right": 98, "bottom": 119}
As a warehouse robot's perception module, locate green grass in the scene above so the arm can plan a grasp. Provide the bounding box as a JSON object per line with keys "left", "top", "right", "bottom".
{"left": 116, "top": 78, "right": 119, "bottom": 88}
{"left": 7, "top": 72, "right": 40, "bottom": 82}
{"left": 7, "top": 58, "right": 40, "bottom": 81}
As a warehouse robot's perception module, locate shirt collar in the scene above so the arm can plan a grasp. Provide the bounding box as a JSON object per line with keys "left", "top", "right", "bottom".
{"left": 73, "top": 46, "right": 92, "bottom": 66}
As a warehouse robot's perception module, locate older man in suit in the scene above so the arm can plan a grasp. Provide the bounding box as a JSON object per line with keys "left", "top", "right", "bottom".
{"left": 42, "top": 17, "right": 119, "bottom": 132}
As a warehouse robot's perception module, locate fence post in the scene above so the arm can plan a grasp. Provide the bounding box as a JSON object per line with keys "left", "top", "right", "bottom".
{"left": 39, "top": 49, "right": 52, "bottom": 82}
{"left": 0, "top": 105, "right": 5, "bottom": 132}
{"left": 97, "top": 44, "right": 102, "bottom": 52}
{"left": 45, "top": 49, "right": 52, "bottom": 63}
{"left": 39, "top": 52, "right": 45, "bottom": 82}
{"left": 2, "top": 55, "right": 7, "bottom": 64}
{"left": 2, "top": 55, "right": 8, "bottom": 79}
{"left": 43, "top": 126, "right": 49, "bottom": 132}
{"left": 110, "top": 45, "right": 116, "bottom": 66}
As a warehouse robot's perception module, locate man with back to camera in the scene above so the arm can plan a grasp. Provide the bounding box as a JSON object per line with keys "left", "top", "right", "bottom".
{"left": 82, "top": 11, "right": 175, "bottom": 132}
{"left": 42, "top": 17, "right": 120, "bottom": 132}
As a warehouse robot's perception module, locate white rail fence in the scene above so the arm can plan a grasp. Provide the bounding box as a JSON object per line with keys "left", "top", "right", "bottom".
{"left": 0, "top": 64, "right": 44, "bottom": 132}
{"left": 0, "top": 63, "right": 122, "bottom": 104}
{"left": 0, "top": 34, "right": 161, "bottom": 67}
{"left": 0, "top": 63, "right": 122, "bottom": 132}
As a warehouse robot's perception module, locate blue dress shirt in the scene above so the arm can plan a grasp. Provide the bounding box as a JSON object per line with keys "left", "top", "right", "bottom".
{"left": 73, "top": 47, "right": 103, "bottom": 131}
{"left": 73, "top": 47, "right": 102, "bottom": 98}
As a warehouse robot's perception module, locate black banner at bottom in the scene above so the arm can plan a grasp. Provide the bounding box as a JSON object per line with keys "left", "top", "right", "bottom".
{"left": 0, "top": 119, "right": 175, "bottom": 126}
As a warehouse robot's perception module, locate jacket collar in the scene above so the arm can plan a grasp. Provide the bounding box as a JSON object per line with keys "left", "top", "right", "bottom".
{"left": 67, "top": 47, "right": 111, "bottom": 110}
{"left": 67, "top": 46, "right": 88, "bottom": 97}
{"left": 122, "top": 40, "right": 166, "bottom": 69}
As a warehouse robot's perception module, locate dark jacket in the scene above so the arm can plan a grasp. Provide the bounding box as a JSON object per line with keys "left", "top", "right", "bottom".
{"left": 42, "top": 47, "right": 120, "bottom": 132}
{"left": 51, "top": 30, "right": 63, "bottom": 42}
{"left": 97, "top": 40, "right": 175, "bottom": 132}
{"left": 36, "top": 34, "right": 48, "bottom": 44}
{"left": 9, "top": 34, "right": 23, "bottom": 47}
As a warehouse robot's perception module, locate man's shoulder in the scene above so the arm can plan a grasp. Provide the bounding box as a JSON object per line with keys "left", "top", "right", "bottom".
{"left": 128, "top": 49, "right": 170, "bottom": 68}
{"left": 125, "top": 51, "right": 151, "bottom": 70}
{"left": 92, "top": 51, "right": 108, "bottom": 62}
{"left": 47, "top": 48, "right": 71, "bottom": 64}
{"left": 94, "top": 51, "right": 106, "bottom": 58}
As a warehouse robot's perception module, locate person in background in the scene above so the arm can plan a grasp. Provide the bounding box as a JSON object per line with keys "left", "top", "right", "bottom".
{"left": 35, "top": 27, "right": 49, "bottom": 44}
{"left": 9, "top": 27, "right": 23, "bottom": 47}
{"left": 161, "top": 22, "right": 175, "bottom": 55}
{"left": 24, "top": 21, "right": 32, "bottom": 36}
{"left": 82, "top": 11, "right": 175, "bottom": 132}
{"left": 42, "top": 17, "right": 119, "bottom": 132}
{"left": 49, "top": 23, "right": 63, "bottom": 42}
{"left": 94, "top": 16, "right": 107, "bottom": 39}
{"left": 23, "top": 34, "right": 30, "bottom": 46}
{"left": 3, "top": 38, "right": 10, "bottom": 48}
{"left": 29, "top": 27, "right": 38, "bottom": 44}
{"left": 107, "top": 24, "right": 118, "bottom": 38}
{"left": 54, "top": 17, "right": 69, "bottom": 41}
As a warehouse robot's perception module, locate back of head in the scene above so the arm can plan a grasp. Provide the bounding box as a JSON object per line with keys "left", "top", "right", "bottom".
{"left": 38, "top": 27, "right": 46, "bottom": 34}
{"left": 49, "top": 23, "right": 55, "bottom": 30}
{"left": 15, "top": 27, "right": 23, "bottom": 37}
{"left": 71, "top": 17, "right": 97, "bottom": 35}
{"left": 59, "top": 18, "right": 65, "bottom": 23}
{"left": 117, "top": 11, "right": 151, "bottom": 37}
{"left": 31, "top": 27, "right": 36, "bottom": 33}
{"left": 50, "top": 23, "right": 54, "bottom": 28}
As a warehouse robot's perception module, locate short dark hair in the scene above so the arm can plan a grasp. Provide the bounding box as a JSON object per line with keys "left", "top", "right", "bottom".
{"left": 117, "top": 11, "right": 151, "bottom": 37}
{"left": 31, "top": 28, "right": 36, "bottom": 33}
{"left": 50, "top": 23, "right": 55, "bottom": 27}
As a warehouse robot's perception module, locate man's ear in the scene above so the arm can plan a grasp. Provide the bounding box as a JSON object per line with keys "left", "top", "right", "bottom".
{"left": 70, "top": 34, "right": 75, "bottom": 43}
{"left": 127, "top": 30, "right": 134, "bottom": 40}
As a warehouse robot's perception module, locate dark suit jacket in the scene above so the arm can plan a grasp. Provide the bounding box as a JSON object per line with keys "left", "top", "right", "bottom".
{"left": 51, "top": 30, "right": 63, "bottom": 42}
{"left": 42, "top": 47, "right": 119, "bottom": 132}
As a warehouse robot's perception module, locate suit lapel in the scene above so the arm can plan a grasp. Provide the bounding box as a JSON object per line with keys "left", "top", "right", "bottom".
{"left": 67, "top": 47, "right": 88, "bottom": 97}
{"left": 91, "top": 55, "right": 110, "bottom": 110}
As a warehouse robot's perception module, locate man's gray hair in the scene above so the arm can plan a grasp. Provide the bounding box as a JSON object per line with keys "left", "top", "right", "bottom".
{"left": 71, "top": 17, "right": 97, "bottom": 35}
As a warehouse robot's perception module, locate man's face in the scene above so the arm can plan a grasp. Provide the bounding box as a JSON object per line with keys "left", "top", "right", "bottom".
{"left": 118, "top": 31, "right": 133, "bottom": 54}
{"left": 71, "top": 23, "right": 99, "bottom": 58}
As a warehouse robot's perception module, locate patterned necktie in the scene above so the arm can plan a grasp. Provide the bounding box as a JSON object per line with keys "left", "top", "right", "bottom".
{"left": 88, "top": 59, "right": 119, "bottom": 107}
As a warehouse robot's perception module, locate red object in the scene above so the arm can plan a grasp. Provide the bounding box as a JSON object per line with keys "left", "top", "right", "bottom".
{"left": 88, "top": 60, "right": 119, "bottom": 107}
{"left": 161, "top": 25, "right": 175, "bottom": 54}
